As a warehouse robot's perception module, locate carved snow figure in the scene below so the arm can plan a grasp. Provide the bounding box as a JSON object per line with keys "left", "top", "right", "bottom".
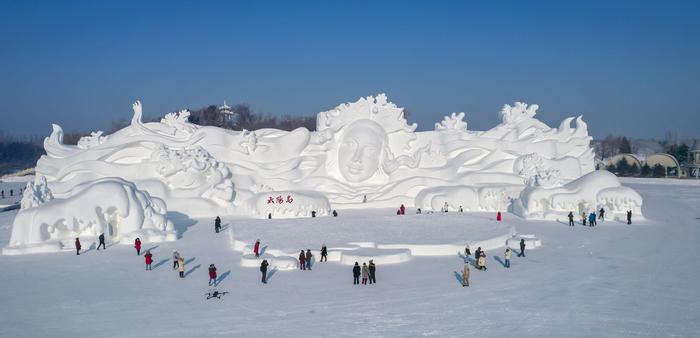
{"left": 338, "top": 120, "right": 388, "bottom": 183}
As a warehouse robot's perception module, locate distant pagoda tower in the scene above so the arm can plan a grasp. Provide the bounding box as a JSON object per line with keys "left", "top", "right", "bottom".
{"left": 218, "top": 101, "right": 234, "bottom": 121}
{"left": 690, "top": 139, "right": 700, "bottom": 178}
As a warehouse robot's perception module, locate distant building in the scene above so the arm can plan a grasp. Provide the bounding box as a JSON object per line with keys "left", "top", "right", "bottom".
{"left": 687, "top": 139, "right": 700, "bottom": 178}
{"left": 218, "top": 101, "right": 234, "bottom": 121}
{"left": 604, "top": 152, "right": 688, "bottom": 178}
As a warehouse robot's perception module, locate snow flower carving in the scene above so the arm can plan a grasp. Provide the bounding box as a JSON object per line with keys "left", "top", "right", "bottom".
{"left": 435, "top": 112, "right": 468, "bottom": 131}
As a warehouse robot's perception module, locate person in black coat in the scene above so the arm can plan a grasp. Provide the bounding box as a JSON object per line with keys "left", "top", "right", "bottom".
{"left": 598, "top": 208, "right": 605, "bottom": 221}
{"left": 75, "top": 237, "right": 81, "bottom": 255}
{"left": 97, "top": 233, "right": 106, "bottom": 250}
{"left": 627, "top": 210, "right": 632, "bottom": 225}
{"left": 368, "top": 260, "right": 376, "bottom": 284}
{"left": 332, "top": 210, "right": 338, "bottom": 217}
{"left": 568, "top": 211, "right": 574, "bottom": 226}
{"left": 353, "top": 262, "right": 361, "bottom": 285}
{"left": 214, "top": 216, "right": 221, "bottom": 233}
{"left": 311, "top": 211, "right": 317, "bottom": 218}
{"left": 518, "top": 239, "right": 526, "bottom": 257}
{"left": 260, "top": 259, "right": 269, "bottom": 284}
{"left": 320, "top": 244, "right": 328, "bottom": 262}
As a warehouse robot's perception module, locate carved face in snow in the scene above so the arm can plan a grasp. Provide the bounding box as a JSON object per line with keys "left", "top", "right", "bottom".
{"left": 338, "top": 120, "right": 387, "bottom": 183}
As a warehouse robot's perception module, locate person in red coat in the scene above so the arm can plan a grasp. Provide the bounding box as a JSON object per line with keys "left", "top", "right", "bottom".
{"left": 253, "top": 239, "right": 261, "bottom": 258}
{"left": 496, "top": 211, "right": 502, "bottom": 221}
{"left": 208, "top": 264, "right": 217, "bottom": 286}
{"left": 75, "top": 237, "right": 81, "bottom": 255}
{"left": 134, "top": 238, "right": 142, "bottom": 256}
{"left": 399, "top": 204, "right": 405, "bottom": 215}
{"left": 144, "top": 250, "right": 153, "bottom": 270}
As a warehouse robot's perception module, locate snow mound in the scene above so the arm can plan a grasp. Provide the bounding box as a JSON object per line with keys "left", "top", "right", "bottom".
{"left": 3, "top": 177, "right": 175, "bottom": 255}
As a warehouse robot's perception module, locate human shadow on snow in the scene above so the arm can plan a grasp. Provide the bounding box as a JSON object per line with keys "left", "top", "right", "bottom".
{"left": 168, "top": 211, "right": 197, "bottom": 239}
{"left": 266, "top": 267, "right": 279, "bottom": 283}
{"left": 185, "top": 257, "right": 196, "bottom": 265}
{"left": 457, "top": 252, "right": 474, "bottom": 265}
{"left": 185, "top": 264, "right": 201, "bottom": 277}
{"left": 493, "top": 255, "right": 506, "bottom": 267}
{"left": 219, "top": 223, "right": 230, "bottom": 232}
{"left": 144, "top": 245, "right": 160, "bottom": 252}
{"left": 260, "top": 245, "right": 268, "bottom": 256}
{"left": 217, "top": 270, "right": 231, "bottom": 285}
{"left": 452, "top": 271, "right": 464, "bottom": 285}
{"left": 82, "top": 243, "right": 96, "bottom": 254}
{"left": 152, "top": 258, "right": 169, "bottom": 270}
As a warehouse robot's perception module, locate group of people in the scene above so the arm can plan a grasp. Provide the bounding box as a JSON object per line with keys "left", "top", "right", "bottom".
{"left": 460, "top": 239, "right": 526, "bottom": 287}
{"left": 352, "top": 261, "right": 376, "bottom": 285}
{"left": 0, "top": 188, "right": 23, "bottom": 199}
{"left": 73, "top": 233, "right": 107, "bottom": 255}
{"left": 567, "top": 207, "right": 633, "bottom": 226}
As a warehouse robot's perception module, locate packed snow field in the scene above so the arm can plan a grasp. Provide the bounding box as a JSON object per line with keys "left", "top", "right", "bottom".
{"left": 0, "top": 179, "right": 699, "bottom": 337}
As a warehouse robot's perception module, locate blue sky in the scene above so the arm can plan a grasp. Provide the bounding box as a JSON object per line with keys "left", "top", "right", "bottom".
{"left": 1, "top": 0, "right": 698, "bottom": 138}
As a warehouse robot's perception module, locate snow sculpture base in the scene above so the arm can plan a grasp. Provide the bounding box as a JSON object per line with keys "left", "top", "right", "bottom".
{"left": 245, "top": 191, "right": 331, "bottom": 219}
{"left": 3, "top": 177, "right": 176, "bottom": 255}
{"left": 512, "top": 170, "right": 643, "bottom": 220}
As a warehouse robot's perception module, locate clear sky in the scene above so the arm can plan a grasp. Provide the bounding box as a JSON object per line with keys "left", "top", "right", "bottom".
{"left": 1, "top": 0, "right": 698, "bottom": 138}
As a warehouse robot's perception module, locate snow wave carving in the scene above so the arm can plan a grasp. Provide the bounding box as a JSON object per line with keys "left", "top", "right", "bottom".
{"left": 512, "top": 170, "right": 643, "bottom": 221}
{"left": 4, "top": 178, "right": 176, "bottom": 255}
{"left": 33, "top": 94, "right": 635, "bottom": 217}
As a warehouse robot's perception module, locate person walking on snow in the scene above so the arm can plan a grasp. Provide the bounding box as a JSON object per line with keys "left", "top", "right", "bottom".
{"left": 305, "top": 249, "right": 313, "bottom": 270}
{"left": 504, "top": 248, "right": 512, "bottom": 268}
{"left": 97, "top": 233, "right": 106, "bottom": 250}
{"left": 178, "top": 257, "right": 185, "bottom": 278}
{"left": 299, "top": 250, "right": 306, "bottom": 270}
{"left": 568, "top": 211, "right": 575, "bottom": 226}
{"left": 464, "top": 245, "right": 471, "bottom": 259}
{"left": 144, "top": 250, "right": 153, "bottom": 270}
{"left": 172, "top": 250, "right": 181, "bottom": 269}
{"left": 588, "top": 212, "right": 597, "bottom": 226}
{"left": 599, "top": 207, "right": 605, "bottom": 221}
{"left": 399, "top": 204, "right": 405, "bottom": 215}
{"left": 461, "top": 264, "right": 470, "bottom": 287}
{"left": 496, "top": 211, "right": 502, "bottom": 221}
{"left": 361, "top": 263, "right": 369, "bottom": 285}
{"left": 477, "top": 252, "right": 487, "bottom": 271}
{"left": 260, "top": 259, "right": 269, "bottom": 284}
{"left": 628, "top": 210, "right": 633, "bottom": 224}
{"left": 368, "top": 260, "right": 376, "bottom": 284}
{"left": 443, "top": 202, "right": 449, "bottom": 212}
{"left": 214, "top": 216, "right": 221, "bottom": 233}
{"left": 208, "top": 264, "right": 217, "bottom": 286}
{"left": 134, "top": 238, "right": 142, "bottom": 255}
{"left": 353, "top": 262, "right": 361, "bottom": 285}
{"left": 253, "top": 239, "right": 261, "bottom": 258}
{"left": 518, "top": 239, "right": 526, "bottom": 257}
{"left": 75, "top": 237, "right": 81, "bottom": 255}
{"left": 320, "top": 244, "right": 328, "bottom": 262}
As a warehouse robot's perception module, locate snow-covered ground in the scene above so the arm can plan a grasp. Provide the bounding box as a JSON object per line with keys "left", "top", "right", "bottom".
{"left": 1, "top": 179, "right": 699, "bottom": 337}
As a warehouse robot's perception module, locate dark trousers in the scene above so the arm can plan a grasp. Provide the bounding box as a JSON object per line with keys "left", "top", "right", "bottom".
{"left": 505, "top": 259, "right": 510, "bottom": 268}
{"left": 518, "top": 249, "right": 525, "bottom": 257}
{"left": 362, "top": 278, "right": 367, "bottom": 284}
{"left": 627, "top": 217, "right": 631, "bottom": 224}
{"left": 353, "top": 276, "right": 359, "bottom": 284}
{"left": 300, "top": 261, "right": 305, "bottom": 270}
{"left": 215, "top": 226, "right": 220, "bottom": 233}
{"left": 179, "top": 271, "right": 184, "bottom": 278}
{"left": 97, "top": 241, "right": 106, "bottom": 250}
{"left": 369, "top": 274, "right": 376, "bottom": 284}
{"left": 306, "top": 259, "right": 312, "bottom": 270}
{"left": 321, "top": 254, "right": 327, "bottom": 262}
{"left": 261, "top": 270, "right": 267, "bottom": 283}
{"left": 568, "top": 219, "right": 574, "bottom": 226}
{"left": 173, "top": 260, "right": 179, "bottom": 269}
{"left": 146, "top": 263, "right": 152, "bottom": 270}
{"left": 76, "top": 249, "right": 80, "bottom": 255}
{"left": 136, "top": 248, "right": 140, "bottom": 256}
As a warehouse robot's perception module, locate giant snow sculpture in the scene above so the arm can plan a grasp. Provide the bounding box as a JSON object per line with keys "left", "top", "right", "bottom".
{"left": 31, "top": 94, "right": 641, "bottom": 220}
{"left": 4, "top": 177, "right": 175, "bottom": 255}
